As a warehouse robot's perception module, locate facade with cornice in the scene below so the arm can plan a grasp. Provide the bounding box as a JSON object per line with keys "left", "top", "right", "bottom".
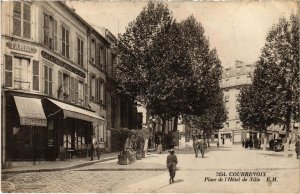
{"left": 1, "top": 1, "right": 139, "bottom": 166}
{"left": 217, "top": 60, "right": 255, "bottom": 145}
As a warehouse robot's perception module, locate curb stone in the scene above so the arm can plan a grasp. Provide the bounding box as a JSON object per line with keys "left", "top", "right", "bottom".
{"left": 1, "top": 156, "right": 117, "bottom": 174}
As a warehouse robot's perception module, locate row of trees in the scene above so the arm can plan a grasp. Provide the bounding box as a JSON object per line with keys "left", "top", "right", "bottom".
{"left": 238, "top": 14, "right": 299, "bottom": 146}
{"left": 116, "top": 2, "right": 227, "bottom": 141}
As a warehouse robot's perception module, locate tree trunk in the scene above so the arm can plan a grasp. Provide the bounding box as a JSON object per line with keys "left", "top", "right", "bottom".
{"left": 173, "top": 115, "right": 178, "bottom": 131}
{"left": 162, "top": 118, "right": 166, "bottom": 150}
{"left": 284, "top": 106, "right": 292, "bottom": 158}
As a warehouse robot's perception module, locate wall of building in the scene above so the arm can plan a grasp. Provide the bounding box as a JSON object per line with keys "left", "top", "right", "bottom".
{"left": 219, "top": 61, "right": 255, "bottom": 144}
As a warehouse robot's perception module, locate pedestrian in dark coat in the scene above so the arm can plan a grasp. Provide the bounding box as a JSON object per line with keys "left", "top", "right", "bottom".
{"left": 167, "top": 149, "right": 178, "bottom": 184}
{"left": 199, "top": 139, "right": 207, "bottom": 158}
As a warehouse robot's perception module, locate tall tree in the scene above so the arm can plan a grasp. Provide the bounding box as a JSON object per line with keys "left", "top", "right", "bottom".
{"left": 238, "top": 14, "right": 299, "bottom": 147}
{"left": 116, "top": 2, "right": 192, "bottom": 134}
{"left": 180, "top": 16, "right": 227, "bottom": 140}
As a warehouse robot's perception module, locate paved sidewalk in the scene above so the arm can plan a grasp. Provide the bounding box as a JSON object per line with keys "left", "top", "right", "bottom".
{"left": 1, "top": 152, "right": 118, "bottom": 174}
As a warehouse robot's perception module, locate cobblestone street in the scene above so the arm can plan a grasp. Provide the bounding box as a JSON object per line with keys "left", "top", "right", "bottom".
{"left": 2, "top": 143, "right": 299, "bottom": 193}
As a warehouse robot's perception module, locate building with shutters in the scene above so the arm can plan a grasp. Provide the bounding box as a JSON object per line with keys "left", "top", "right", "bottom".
{"left": 103, "top": 28, "right": 141, "bottom": 151}
{"left": 1, "top": 1, "right": 143, "bottom": 166}
{"left": 217, "top": 60, "right": 255, "bottom": 145}
{"left": 1, "top": 1, "right": 106, "bottom": 166}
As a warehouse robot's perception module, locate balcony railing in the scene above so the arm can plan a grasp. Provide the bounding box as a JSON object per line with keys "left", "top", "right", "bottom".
{"left": 14, "top": 80, "right": 30, "bottom": 91}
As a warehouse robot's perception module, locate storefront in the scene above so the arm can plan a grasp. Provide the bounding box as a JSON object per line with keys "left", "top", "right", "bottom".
{"left": 5, "top": 92, "right": 47, "bottom": 161}
{"left": 42, "top": 98, "right": 106, "bottom": 160}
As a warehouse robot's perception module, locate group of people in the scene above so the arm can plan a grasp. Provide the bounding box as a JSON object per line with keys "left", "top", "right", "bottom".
{"left": 242, "top": 138, "right": 261, "bottom": 149}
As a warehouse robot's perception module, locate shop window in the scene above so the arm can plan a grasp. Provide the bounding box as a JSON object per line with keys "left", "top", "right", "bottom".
{"left": 43, "top": 13, "right": 57, "bottom": 51}
{"left": 63, "top": 134, "right": 71, "bottom": 149}
{"left": 90, "top": 74, "right": 95, "bottom": 100}
{"left": 12, "top": 126, "right": 31, "bottom": 147}
{"left": 75, "top": 131, "right": 84, "bottom": 150}
{"left": 43, "top": 65, "right": 53, "bottom": 96}
{"left": 14, "top": 57, "right": 30, "bottom": 90}
{"left": 13, "top": 1, "right": 31, "bottom": 39}
{"left": 77, "top": 37, "right": 84, "bottom": 66}
{"left": 61, "top": 25, "right": 70, "bottom": 59}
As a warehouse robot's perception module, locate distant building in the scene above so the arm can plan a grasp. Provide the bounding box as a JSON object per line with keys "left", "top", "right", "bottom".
{"left": 218, "top": 60, "right": 255, "bottom": 145}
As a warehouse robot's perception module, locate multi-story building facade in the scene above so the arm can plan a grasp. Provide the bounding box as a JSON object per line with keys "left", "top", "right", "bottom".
{"left": 218, "top": 60, "right": 255, "bottom": 145}
{"left": 1, "top": 1, "right": 142, "bottom": 166}
{"left": 104, "top": 29, "right": 141, "bottom": 151}
{"left": 87, "top": 28, "right": 109, "bottom": 149}
{"left": 1, "top": 1, "right": 106, "bottom": 166}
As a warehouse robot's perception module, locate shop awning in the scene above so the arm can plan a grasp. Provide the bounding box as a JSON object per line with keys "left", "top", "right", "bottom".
{"left": 14, "top": 96, "right": 47, "bottom": 127}
{"left": 46, "top": 98, "right": 105, "bottom": 124}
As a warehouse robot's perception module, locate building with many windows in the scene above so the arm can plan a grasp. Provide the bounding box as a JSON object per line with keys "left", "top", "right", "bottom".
{"left": 1, "top": 1, "right": 140, "bottom": 166}
{"left": 218, "top": 60, "right": 255, "bottom": 145}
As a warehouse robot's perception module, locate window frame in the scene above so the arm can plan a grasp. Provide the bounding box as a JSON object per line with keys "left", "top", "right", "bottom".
{"left": 43, "top": 65, "right": 53, "bottom": 96}
{"left": 12, "top": 1, "right": 31, "bottom": 39}
{"left": 61, "top": 25, "right": 70, "bottom": 59}
{"left": 77, "top": 36, "right": 84, "bottom": 66}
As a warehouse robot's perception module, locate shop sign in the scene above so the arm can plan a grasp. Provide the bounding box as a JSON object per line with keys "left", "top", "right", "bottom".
{"left": 6, "top": 41, "right": 37, "bottom": 54}
{"left": 41, "top": 50, "right": 86, "bottom": 78}
{"left": 20, "top": 118, "right": 47, "bottom": 127}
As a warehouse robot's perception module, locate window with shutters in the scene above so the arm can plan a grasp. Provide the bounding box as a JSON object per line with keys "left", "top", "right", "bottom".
{"left": 84, "top": 83, "right": 88, "bottom": 107}
{"left": 95, "top": 78, "right": 103, "bottom": 103}
{"left": 100, "top": 80, "right": 105, "bottom": 104}
{"left": 77, "top": 37, "right": 84, "bottom": 66}
{"left": 14, "top": 57, "right": 30, "bottom": 91}
{"left": 62, "top": 74, "right": 70, "bottom": 100}
{"left": 90, "top": 39, "right": 95, "bottom": 63}
{"left": 70, "top": 77, "right": 75, "bottom": 103}
{"left": 90, "top": 74, "right": 95, "bottom": 100}
{"left": 78, "top": 81, "right": 84, "bottom": 106}
{"left": 61, "top": 26, "right": 70, "bottom": 59}
{"left": 4, "top": 55, "right": 13, "bottom": 87}
{"left": 32, "top": 61, "right": 39, "bottom": 91}
{"left": 100, "top": 46, "right": 105, "bottom": 70}
{"left": 44, "top": 65, "right": 53, "bottom": 96}
{"left": 95, "top": 42, "right": 100, "bottom": 67}
{"left": 43, "top": 13, "right": 57, "bottom": 51}
{"left": 75, "top": 79, "right": 79, "bottom": 104}
{"left": 13, "top": 2, "right": 31, "bottom": 38}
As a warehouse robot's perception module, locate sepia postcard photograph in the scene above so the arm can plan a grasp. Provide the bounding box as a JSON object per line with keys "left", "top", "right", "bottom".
{"left": 1, "top": 0, "right": 299, "bottom": 193}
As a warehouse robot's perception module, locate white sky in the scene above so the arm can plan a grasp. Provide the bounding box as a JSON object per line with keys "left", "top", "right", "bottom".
{"left": 68, "top": 1, "right": 298, "bottom": 67}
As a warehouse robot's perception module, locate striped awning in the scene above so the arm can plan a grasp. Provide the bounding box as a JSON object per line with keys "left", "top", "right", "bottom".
{"left": 46, "top": 98, "right": 105, "bottom": 124}
{"left": 14, "top": 96, "right": 47, "bottom": 127}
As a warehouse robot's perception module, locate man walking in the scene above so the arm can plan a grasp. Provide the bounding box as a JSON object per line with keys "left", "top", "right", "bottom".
{"left": 166, "top": 149, "right": 178, "bottom": 184}
{"left": 90, "top": 135, "right": 97, "bottom": 161}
